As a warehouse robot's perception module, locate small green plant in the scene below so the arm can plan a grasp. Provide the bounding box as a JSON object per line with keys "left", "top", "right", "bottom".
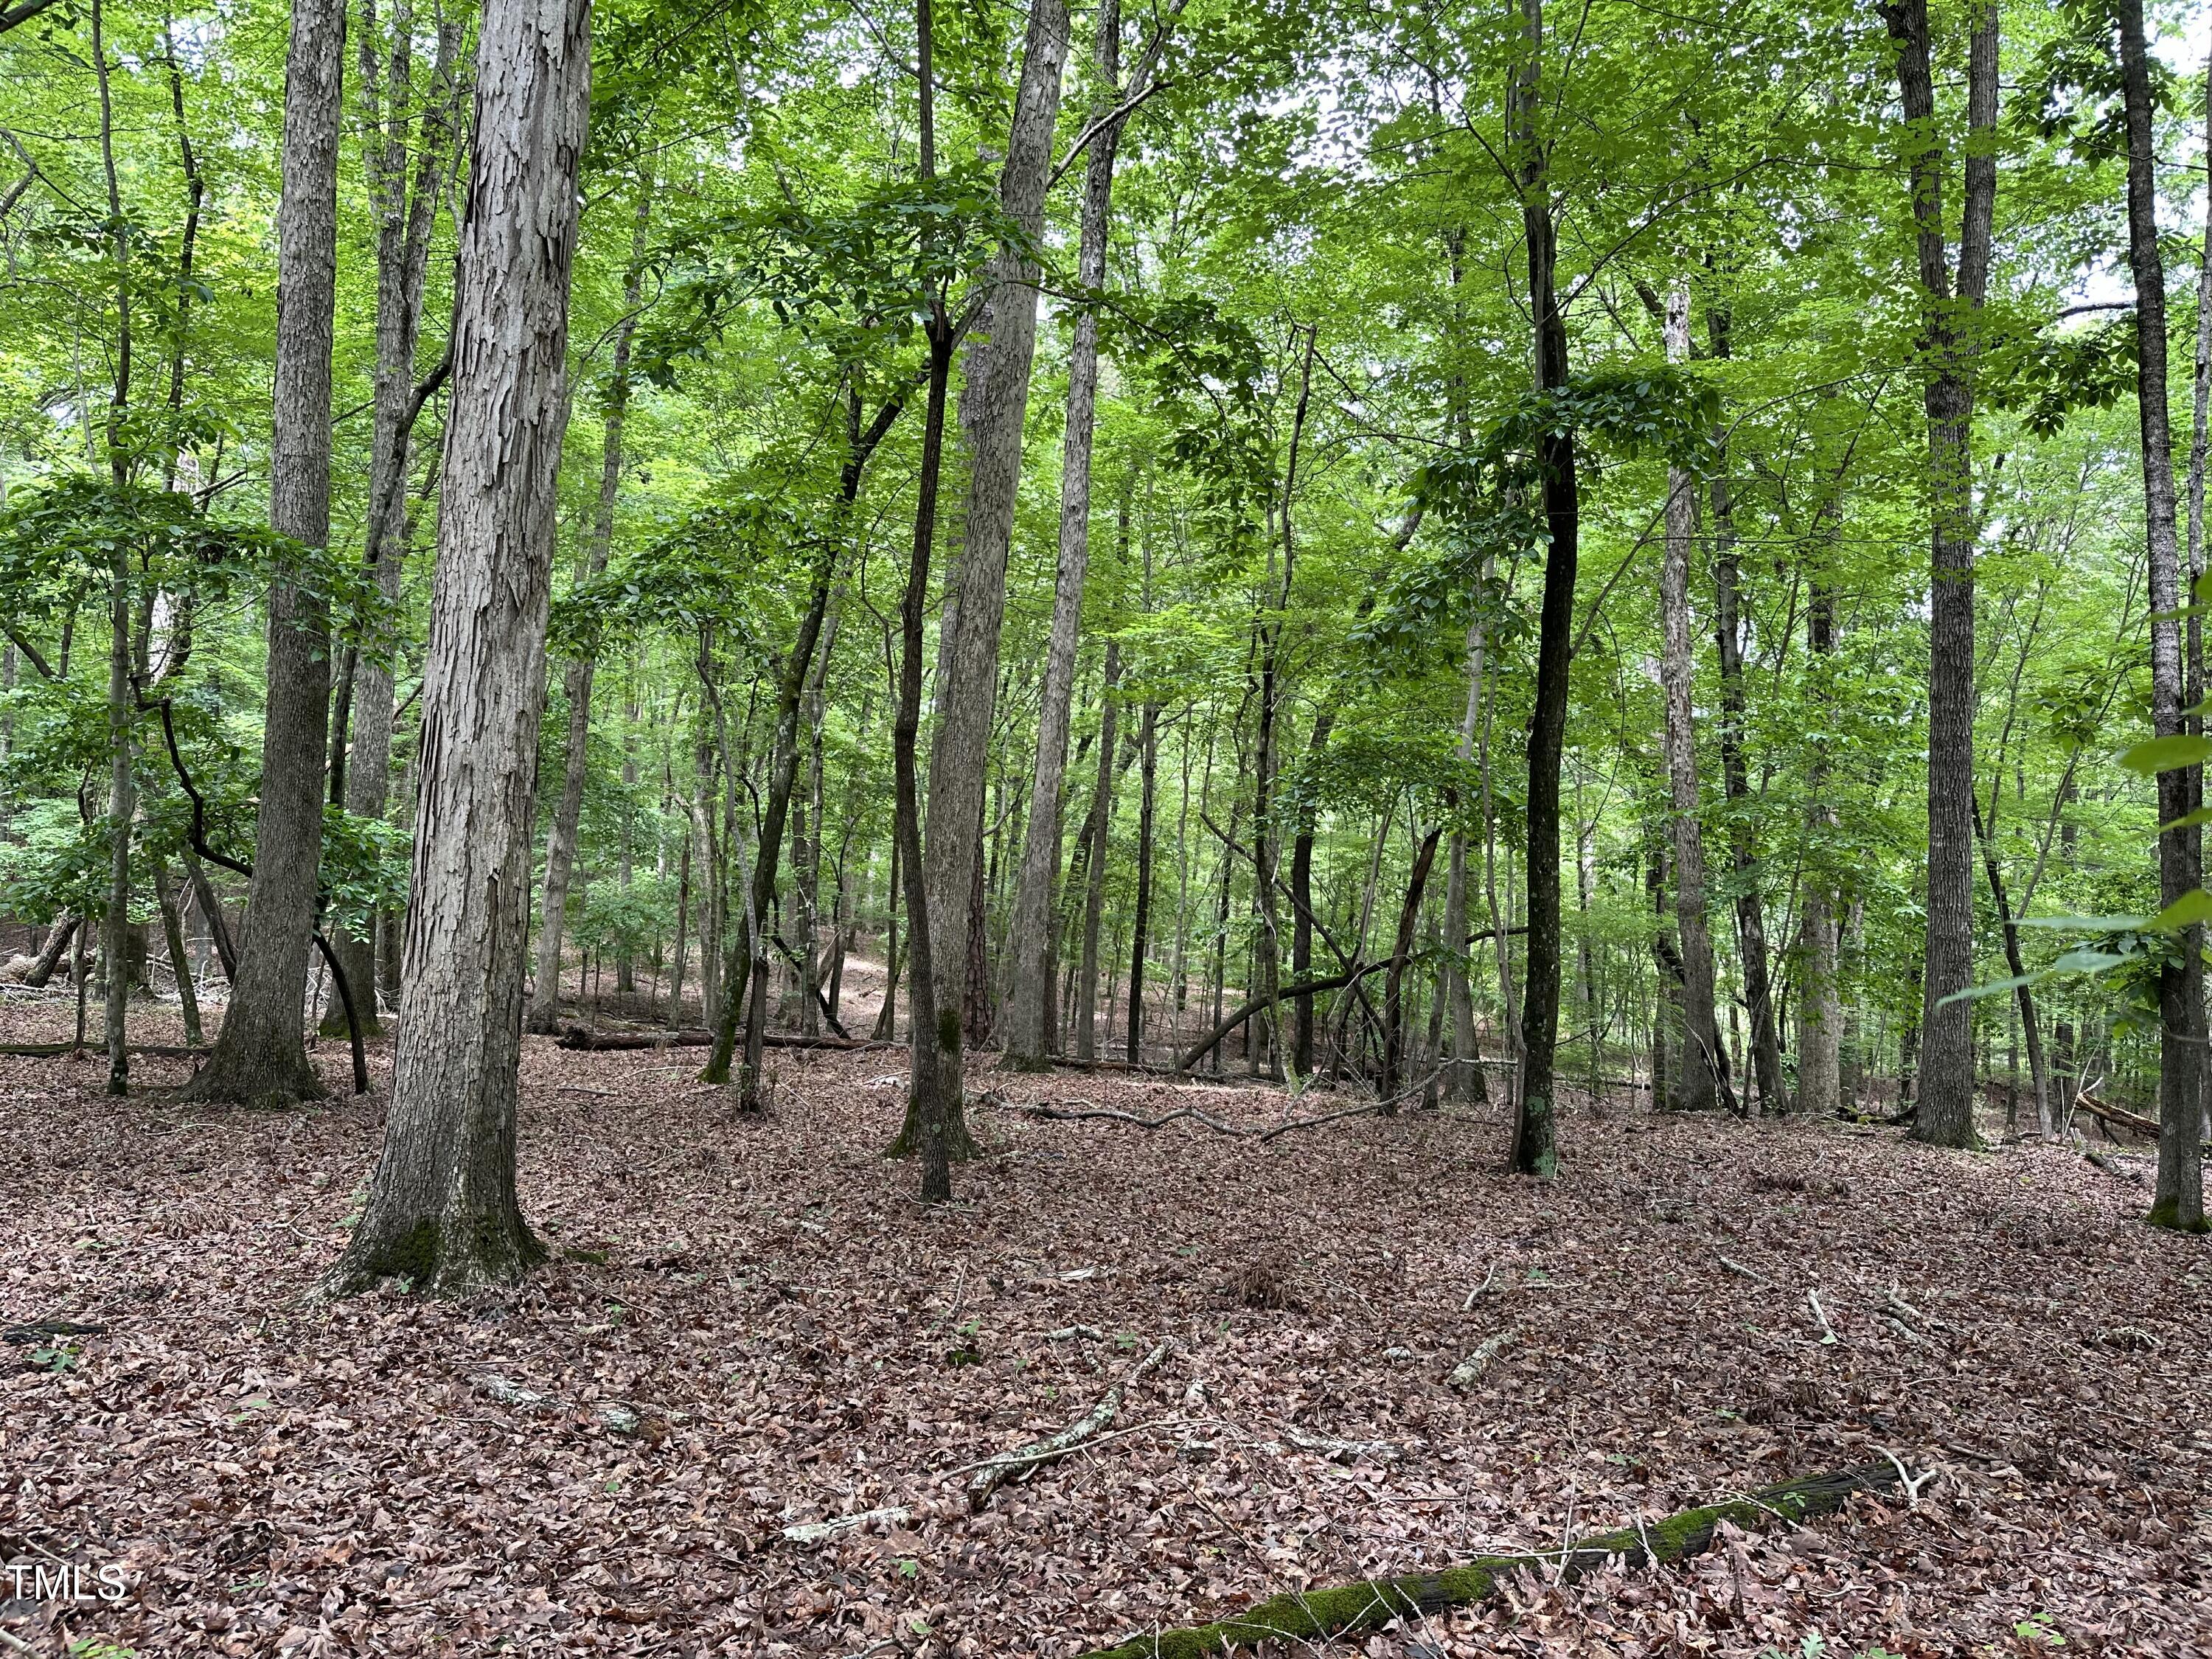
{"left": 30, "top": 1344, "right": 77, "bottom": 1373}
{"left": 2014, "top": 1613, "right": 2066, "bottom": 1649}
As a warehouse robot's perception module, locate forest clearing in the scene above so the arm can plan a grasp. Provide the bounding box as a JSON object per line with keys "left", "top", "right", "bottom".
{"left": 4, "top": 992, "right": 2208, "bottom": 1658}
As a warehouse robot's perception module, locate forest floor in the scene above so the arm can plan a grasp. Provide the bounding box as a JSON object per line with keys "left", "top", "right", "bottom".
{"left": 1, "top": 993, "right": 2208, "bottom": 1659}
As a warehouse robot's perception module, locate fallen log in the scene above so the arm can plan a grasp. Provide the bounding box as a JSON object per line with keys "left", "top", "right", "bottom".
{"left": 1071, "top": 1461, "right": 1907, "bottom": 1659}
{"left": 963, "top": 1338, "right": 1171, "bottom": 1512}
{"left": 555, "top": 1024, "right": 896, "bottom": 1054}
{"left": 2074, "top": 1090, "right": 2212, "bottom": 1151}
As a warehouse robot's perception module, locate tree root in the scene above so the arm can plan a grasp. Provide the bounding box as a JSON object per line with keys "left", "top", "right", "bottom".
{"left": 964, "top": 1338, "right": 1171, "bottom": 1512}
{"left": 1071, "top": 1461, "right": 1907, "bottom": 1659}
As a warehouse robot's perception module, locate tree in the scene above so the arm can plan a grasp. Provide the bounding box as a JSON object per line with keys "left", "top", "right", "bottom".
{"left": 2113, "top": 0, "right": 2205, "bottom": 1233}
{"left": 328, "top": 0, "right": 594, "bottom": 1294}
{"left": 184, "top": 0, "right": 348, "bottom": 1107}
{"left": 1878, "top": 0, "right": 1997, "bottom": 1150}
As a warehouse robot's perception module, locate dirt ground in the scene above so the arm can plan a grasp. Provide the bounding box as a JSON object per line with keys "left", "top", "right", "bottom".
{"left": 1, "top": 992, "right": 2208, "bottom": 1658}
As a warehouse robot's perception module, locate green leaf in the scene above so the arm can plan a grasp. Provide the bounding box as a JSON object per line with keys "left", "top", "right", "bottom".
{"left": 2046, "top": 948, "right": 2129, "bottom": 974}
{"left": 1937, "top": 971, "right": 2043, "bottom": 1008}
{"left": 2158, "top": 806, "right": 2212, "bottom": 833}
{"left": 2014, "top": 914, "right": 2151, "bottom": 932}
{"left": 2117, "top": 734, "right": 2212, "bottom": 776}
{"left": 2150, "top": 889, "right": 2212, "bottom": 932}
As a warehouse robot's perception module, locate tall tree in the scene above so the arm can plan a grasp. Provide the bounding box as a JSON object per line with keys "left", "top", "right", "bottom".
{"left": 1656, "top": 281, "right": 1728, "bottom": 1113}
{"left": 2115, "top": 0, "right": 2205, "bottom": 1232}
{"left": 908, "top": 0, "right": 1068, "bottom": 1140}
{"left": 527, "top": 185, "right": 650, "bottom": 1034}
{"left": 1509, "top": 0, "right": 1573, "bottom": 1178}
{"left": 184, "top": 0, "right": 348, "bottom": 1107}
{"left": 328, "top": 0, "right": 594, "bottom": 1293}
{"left": 1001, "top": 0, "right": 1175, "bottom": 1067}
{"left": 1879, "top": 0, "right": 1997, "bottom": 1149}
{"left": 330, "top": 0, "right": 465, "bottom": 1032}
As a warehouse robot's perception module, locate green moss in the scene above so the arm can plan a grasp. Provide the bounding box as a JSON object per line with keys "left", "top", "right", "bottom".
{"left": 2144, "top": 1197, "right": 2210, "bottom": 1234}
{"left": 1069, "top": 1465, "right": 1893, "bottom": 1659}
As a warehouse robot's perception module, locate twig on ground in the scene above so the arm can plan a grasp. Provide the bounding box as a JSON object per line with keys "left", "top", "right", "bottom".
{"left": 961, "top": 1338, "right": 1172, "bottom": 1510}
{"left": 781, "top": 1506, "right": 911, "bottom": 1544}
{"left": 1717, "top": 1254, "right": 1776, "bottom": 1288}
{"left": 1807, "top": 1289, "right": 1840, "bottom": 1345}
{"left": 1463, "top": 1260, "right": 1504, "bottom": 1310}
{"left": 1876, "top": 1447, "right": 1936, "bottom": 1508}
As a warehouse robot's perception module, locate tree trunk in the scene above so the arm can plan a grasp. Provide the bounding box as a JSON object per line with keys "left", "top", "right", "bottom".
{"left": 1657, "top": 281, "right": 1728, "bottom": 1113}
{"left": 912, "top": 0, "right": 1068, "bottom": 1129}
{"left": 1003, "top": 12, "right": 1132, "bottom": 1064}
{"left": 327, "top": 0, "right": 592, "bottom": 1293}
{"left": 153, "top": 861, "right": 202, "bottom": 1046}
{"left": 1075, "top": 641, "right": 1123, "bottom": 1062}
{"left": 1796, "top": 581, "right": 1842, "bottom": 1116}
{"left": 1510, "top": 0, "right": 1571, "bottom": 1178}
{"left": 1125, "top": 695, "right": 1158, "bottom": 1064}
{"left": 330, "top": 2, "right": 464, "bottom": 1033}
{"left": 1880, "top": 0, "right": 1994, "bottom": 1149}
{"left": 2117, "top": 0, "right": 2207, "bottom": 1231}
{"left": 1704, "top": 307, "right": 1785, "bottom": 1112}
{"left": 185, "top": 0, "right": 346, "bottom": 1107}
{"left": 1381, "top": 822, "right": 1443, "bottom": 1108}
{"left": 526, "top": 189, "right": 649, "bottom": 1033}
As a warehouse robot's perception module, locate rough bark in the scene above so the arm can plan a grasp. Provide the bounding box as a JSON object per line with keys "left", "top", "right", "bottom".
{"left": 1510, "top": 0, "right": 1570, "bottom": 1178}
{"left": 327, "top": 0, "right": 592, "bottom": 1293}
{"left": 911, "top": 0, "right": 1068, "bottom": 1131}
{"left": 526, "top": 189, "right": 649, "bottom": 1034}
{"left": 1880, "top": 0, "right": 1994, "bottom": 1149}
{"left": 1657, "top": 282, "right": 1727, "bottom": 1113}
{"left": 2116, "top": 0, "right": 2208, "bottom": 1231}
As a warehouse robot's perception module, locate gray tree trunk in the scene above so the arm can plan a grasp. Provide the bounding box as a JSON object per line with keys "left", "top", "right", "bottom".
{"left": 1442, "top": 623, "right": 1486, "bottom": 1102}
{"left": 186, "top": 0, "right": 346, "bottom": 1107}
{"left": 1880, "top": 0, "right": 1994, "bottom": 1148}
{"left": 333, "top": 0, "right": 465, "bottom": 1031}
{"left": 1001, "top": 0, "right": 1177, "bottom": 1068}
{"left": 327, "top": 0, "right": 593, "bottom": 1294}
{"left": 2117, "top": 0, "right": 2207, "bottom": 1231}
{"left": 1075, "top": 641, "right": 1122, "bottom": 1062}
{"left": 913, "top": 0, "right": 1068, "bottom": 1118}
{"left": 1796, "top": 584, "right": 1842, "bottom": 1116}
{"left": 526, "top": 189, "right": 649, "bottom": 1032}
{"left": 1658, "top": 282, "right": 1727, "bottom": 1112}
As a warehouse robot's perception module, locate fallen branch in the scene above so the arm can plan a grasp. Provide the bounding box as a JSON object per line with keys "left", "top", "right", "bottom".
{"left": 556, "top": 1024, "right": 897, "bottom": 1054}
{"left": 964, "top": 1338, "right": 1171, "bottom": 1512}
{"left": 1020, "top": 1099, "right": 1379, "bottom": 1142}
{"left": 1276, "top": 1426, "right": 1404, "bottom": 1465}
{"left": 1447, "top": 1330, "right": 1516, "bottom": 1391}
{"left": 1071, "top": 1461, "right": 1908, "bottom": 1659}
{"left": 2073, "top": 1089, "right": 2208, "bottom": 1149}
{"left": 781, "top": 1506, "right": 910, "bottom": 1544}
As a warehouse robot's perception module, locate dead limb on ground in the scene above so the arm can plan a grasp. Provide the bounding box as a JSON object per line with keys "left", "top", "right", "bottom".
{"left": 2073, "top": 1088, "right": 2211, "bottom": 1150}
{"left": 554, "top": 1025, "right": 897, "bottom": 1054}
{"left": 1019, "top": 1100, "right": 1379, "bottom": 1142}
{"left": 959, "top": 1338, "right": 1172, "bottom": 1512}
{"left": 1071, "top": 1461, "right": 1910, "bottom": 1659}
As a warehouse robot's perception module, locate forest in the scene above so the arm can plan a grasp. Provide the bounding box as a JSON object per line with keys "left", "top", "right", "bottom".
{"left": 1, "top": 0, "right": 2208, "bottom": 1649}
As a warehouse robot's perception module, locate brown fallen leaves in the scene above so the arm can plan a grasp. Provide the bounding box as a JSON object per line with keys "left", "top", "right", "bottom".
{"left": 1, "top": 998, "right": 2208, "bottom": 1657}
